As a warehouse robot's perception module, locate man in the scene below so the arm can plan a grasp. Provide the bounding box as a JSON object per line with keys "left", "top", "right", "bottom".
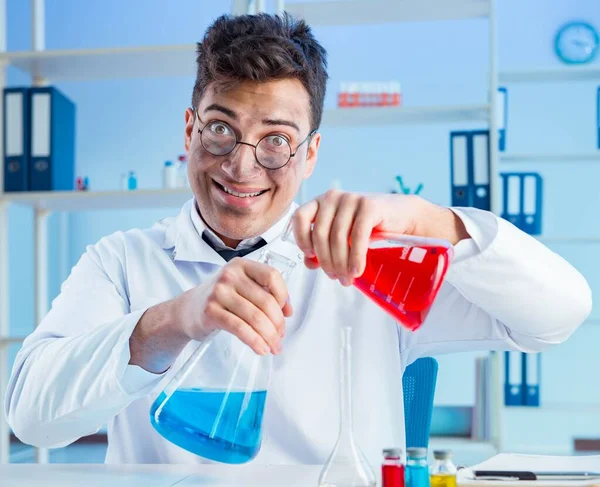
{"left": 5, "top": 13, "right": 591, "bottom": 465}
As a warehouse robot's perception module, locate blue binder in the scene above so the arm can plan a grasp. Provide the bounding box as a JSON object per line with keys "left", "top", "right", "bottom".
{"left": 471, "top": 130, "right": 490, "bottom": 210}
{"left": 524, "top": 353, "right": 541, "bottom": 407}
{"left": 28, "top": 86, "right": 76, "bottom": 191}
{"left": 504, "top": 351, "right": 525, "bottom": 406}
{"left": 3, "top": 87, "right": 30, "bottom": 192}
{"left": 497, "top": 86, "right": 508, "bottom": 152}
{"left": 500, "top": 172, "right": 543, "bottom": 235}
{"left": 450, "top": 131, "right": 470, "bottom": 206}
{"left": 450, "top": 130, "right": 490, "bottom": 210}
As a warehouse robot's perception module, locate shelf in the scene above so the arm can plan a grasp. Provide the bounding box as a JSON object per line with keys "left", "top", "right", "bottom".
{"left": 0, "top": 188, "right": 192, "bottom": 212}
{"left": 0, "top": 44, "right": 197, "bottom": 81}
{"left": 322, "top": 104, "right": 490, "bottom": 126}
{"left": 285, "top": 0, "right": 489, "bottom": 25}
{"left": 499, "top": 66, "right": 600, "bottom": 84}
{"left": 536, "top": 236, "right": 600, "bottom": 244}
{"left": 0, "top": 336, "right": 26, "bottom": 346}
{"left": 501, "top": 152, "right": 600, "bottom": 163}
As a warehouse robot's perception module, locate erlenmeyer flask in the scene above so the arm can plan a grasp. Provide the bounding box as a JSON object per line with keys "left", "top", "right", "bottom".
{"left": 282, "top": 224, "right": 453, "bottom": 331}
{"left": 318, "top": 325, "right": 376, "bottom": 487}
{"left": 150, "top": 249, "right": 297, "bottom": 464}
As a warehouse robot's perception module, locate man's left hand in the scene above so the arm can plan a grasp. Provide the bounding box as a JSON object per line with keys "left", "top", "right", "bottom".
{"left": 290, "top": 190, "right": 470, "bottom": 286}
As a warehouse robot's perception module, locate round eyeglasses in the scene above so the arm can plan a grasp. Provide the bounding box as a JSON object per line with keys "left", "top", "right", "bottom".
{"left": 194, "top": 109, "right": 316, "bottom": 170}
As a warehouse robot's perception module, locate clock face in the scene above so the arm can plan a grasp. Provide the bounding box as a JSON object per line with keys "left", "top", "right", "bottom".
{"left": 555, "top": 21, "right": 599, "bottom": 64}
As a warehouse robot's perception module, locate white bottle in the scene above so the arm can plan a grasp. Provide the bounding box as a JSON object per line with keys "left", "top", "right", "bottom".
{"left": 163, "top": 161, "right": 178, "bottom": 189}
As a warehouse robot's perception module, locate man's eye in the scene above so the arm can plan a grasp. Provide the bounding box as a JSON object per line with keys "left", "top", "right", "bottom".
{"left": 264, "top": 135, "right": 288, "bottom": 148}
{"left": 209, "top": 122, "right": 232, "bottom": 136}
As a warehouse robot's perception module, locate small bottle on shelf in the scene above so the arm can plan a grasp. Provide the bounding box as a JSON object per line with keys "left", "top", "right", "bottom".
{"left": 430, "top": 450, "right": 457, "bottom": 487}
{"left": 127, "top": 171, "right": 137, "bottom": 190}
{"left": 382, "top": 447, "right": 405, "bottom": 487}
{"left": 163, "top": 161, "right": 177, "bottom": 189}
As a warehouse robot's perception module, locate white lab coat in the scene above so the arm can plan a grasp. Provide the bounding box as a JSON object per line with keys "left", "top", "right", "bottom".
{"left": 5, "top": 199, "right": 592, "bottom": 466}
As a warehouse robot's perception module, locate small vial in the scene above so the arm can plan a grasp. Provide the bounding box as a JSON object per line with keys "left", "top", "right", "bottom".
{"left": 382, "top": 448, "right": 405, "bottom": 487}
{"left": 127, "top": 170, "right": 137, "bottom": 190}
{"left": 406, "top": 447, "right": 430, "bottom": 487}
{"left": 430, "top": 450, "right": 457, "bottom": 487}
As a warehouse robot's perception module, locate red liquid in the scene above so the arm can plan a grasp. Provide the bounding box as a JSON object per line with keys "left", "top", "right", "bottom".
{"left": 354, "top": 245, "right": 452, "bottom": 331}
{"left": 382, "top": 463, "right": 405, "bottom": 487}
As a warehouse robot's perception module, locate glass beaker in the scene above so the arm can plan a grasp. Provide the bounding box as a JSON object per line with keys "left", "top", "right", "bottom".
{"left": 150, "top": 249, "right": 297, "bottom": 464}
{"left": 318, "top": 325, "right": 376, "bottom": 487}
{"left": 282, "top": 223, "right": 453, "bottom": 331}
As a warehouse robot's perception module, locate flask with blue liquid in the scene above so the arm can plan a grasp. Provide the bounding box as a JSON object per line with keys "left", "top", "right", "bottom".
{"left": 150, "top": 249, "right": 297, "bottom": 464}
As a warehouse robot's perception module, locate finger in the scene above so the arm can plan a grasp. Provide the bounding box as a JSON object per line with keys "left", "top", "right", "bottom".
{"left": 242, "top": 260, "right": 289, "bottom": 308}
{"left": 282, "top": 299, "right": 293, "bottom": 318}
{"left": 221, "top": 290, "right": 282, "bottom": 354}
{"left": 235, "top": 274, "right": 286, "bottom": 338}
{"left": 349, "top": 199, "right": 378, "bottom": 278}
{"left": 292, "top": 200, "right": 318, "bottom": 260}
{"left": 304, "top": 255, "right": 320, "bottom": 270}
{"left": 330, "top": 193, "right": 359, "bottom": 284}
{"left": 312, "top": 191, "right": 341, "bottom": 278}
{"left": 211, "top": 306, "right": 271, "bottom": 356}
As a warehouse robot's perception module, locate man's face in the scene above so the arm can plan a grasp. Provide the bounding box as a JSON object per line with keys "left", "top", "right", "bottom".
{"left": 184, "top": 79, "right": 320, "bottom": 247}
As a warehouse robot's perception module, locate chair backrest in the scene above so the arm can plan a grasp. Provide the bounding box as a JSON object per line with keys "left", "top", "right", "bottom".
{"left": 402, "top": 357, "right": 439, "bottom": 449}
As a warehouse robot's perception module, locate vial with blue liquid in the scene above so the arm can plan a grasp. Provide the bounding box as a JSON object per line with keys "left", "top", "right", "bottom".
{"left": 406, "top": 447, "right": 430, "bottom": 487}
{"left": 150, "top": 249, "right": 297, "bottom": 464}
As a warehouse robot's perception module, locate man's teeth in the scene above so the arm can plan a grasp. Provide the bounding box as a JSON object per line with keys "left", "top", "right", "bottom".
{"left": 221, "top": 184, "right": 263, "bottom": 198}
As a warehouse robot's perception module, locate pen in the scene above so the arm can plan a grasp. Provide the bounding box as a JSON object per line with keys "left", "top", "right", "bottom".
{"left": 474, "top": 470, "right": 600, "bottom": 481}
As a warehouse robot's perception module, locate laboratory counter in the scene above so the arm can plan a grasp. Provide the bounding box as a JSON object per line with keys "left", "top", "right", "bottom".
{"left": 0, "top": 463, "right": 327, "bottom": 486}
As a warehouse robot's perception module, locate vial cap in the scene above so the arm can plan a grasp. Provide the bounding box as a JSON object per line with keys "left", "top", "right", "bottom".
{"left": 407, "top": 447, "right": 427, "bottom": 459}
{"left": 383, "top": 448, "right": 403, "bottom": 458}
{"left": 433, "top": 450, "right": 453, "bottom": 460}
{"left": 165, "top": 161, "right": 173, "bottom": 166}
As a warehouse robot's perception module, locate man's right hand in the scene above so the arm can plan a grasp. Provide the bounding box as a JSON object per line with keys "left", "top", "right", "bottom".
{"left": 129, "top": 257, "right": 292, "bottom": 374}
{"left": 179, "top": 257, "right": 292, "bottom": 355}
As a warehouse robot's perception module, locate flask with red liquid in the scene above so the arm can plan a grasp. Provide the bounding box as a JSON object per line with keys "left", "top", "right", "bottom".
{"left": 282, "top": 225, "right": 453, "bottom": 332}
{"left": 382, "top": 448, "right": 406, "bottom": 487}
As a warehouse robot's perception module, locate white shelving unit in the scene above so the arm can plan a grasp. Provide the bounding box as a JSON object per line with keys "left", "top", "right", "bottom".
{"left": 0, "top": 0, "right": 502, "bottom": 464}
{"left": 501, "top": 152, "right": 600, "bottom": 163}
{"left": 497, "top": 63, "right": 600, "bottom": 454}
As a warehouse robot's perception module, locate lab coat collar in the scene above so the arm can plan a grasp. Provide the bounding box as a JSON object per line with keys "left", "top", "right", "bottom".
{"left": 161, "top": 198, "right": 298, "bottom": 265}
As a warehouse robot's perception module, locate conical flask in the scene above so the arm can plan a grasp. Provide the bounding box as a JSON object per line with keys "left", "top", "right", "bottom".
{"left": 318, "top": 325, "right": 376, "bottom": 487}
{"left": 282, "top": 223, "right": 453, "bottom": 331}
{"left": 150, "top": 249, "right": 297, "bottom": 464}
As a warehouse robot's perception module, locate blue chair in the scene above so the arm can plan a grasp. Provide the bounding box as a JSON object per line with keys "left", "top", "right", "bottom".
{"left": 403, "top": 357, "right": 439, "bottom": 449}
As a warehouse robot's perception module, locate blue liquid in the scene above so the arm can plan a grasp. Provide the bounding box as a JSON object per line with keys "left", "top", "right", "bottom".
{"left": 150, "top": 388, "right": 266, "bottom": 464}
{"left": 406, "top": 464, "right": 431, "bottom": 487}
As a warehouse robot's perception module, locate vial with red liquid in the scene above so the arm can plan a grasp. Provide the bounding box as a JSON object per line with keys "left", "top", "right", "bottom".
{"left": 281, "top": 224, "right": 453, "bottom": 332}
{"left": 382, "top": 448, "right": 405, "bottom": 487}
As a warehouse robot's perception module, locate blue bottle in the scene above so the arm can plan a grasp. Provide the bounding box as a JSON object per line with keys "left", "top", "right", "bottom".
{"left": 150, "top": 250, "right": 297, "bottom": 463}
{"left": 127, "top": 171, "right": 137, "bottom": 190}
{"left": 406, "top": 447, "right": 430, "bottom": 487}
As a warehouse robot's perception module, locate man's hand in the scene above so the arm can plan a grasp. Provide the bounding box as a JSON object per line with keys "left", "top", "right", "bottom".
{"left": 290, "top": 190, "right": 469, "bottom": 286}
{"left": 130, "top": 258, "right": 292, "bottom": 374}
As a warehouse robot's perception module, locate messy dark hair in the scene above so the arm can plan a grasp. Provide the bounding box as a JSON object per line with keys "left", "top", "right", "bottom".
{"left": 192, "top": 12, "right": 328, "bottom": 131}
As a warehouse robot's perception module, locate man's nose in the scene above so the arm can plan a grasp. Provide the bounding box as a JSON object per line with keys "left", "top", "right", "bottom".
{"left": 221, "top": 142, "right": 262, "bottom": 181}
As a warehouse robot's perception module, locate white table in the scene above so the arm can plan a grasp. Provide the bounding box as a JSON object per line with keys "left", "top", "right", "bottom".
{"left": 0, "top": 464, "right": 326, "bottom": 486}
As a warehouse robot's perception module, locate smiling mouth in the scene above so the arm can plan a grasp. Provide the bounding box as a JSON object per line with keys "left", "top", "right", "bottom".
{"left": 213, "top": 180, "right": 269, "bottom": 198}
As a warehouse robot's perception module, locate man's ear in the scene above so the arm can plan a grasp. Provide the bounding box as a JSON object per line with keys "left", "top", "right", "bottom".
{"left": 303, "top": 132, "right": 321, "bottom": 179}
{"left": 184, "top": 108, "right": 195, "bottom": 152}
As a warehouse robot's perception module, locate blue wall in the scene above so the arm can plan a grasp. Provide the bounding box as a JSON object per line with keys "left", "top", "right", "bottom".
{"left": 5, "top": 0, "right": 600, "bottom": 454}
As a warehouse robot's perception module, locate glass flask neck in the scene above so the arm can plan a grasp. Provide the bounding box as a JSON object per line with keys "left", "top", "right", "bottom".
{"left": 338, "top": 325, "right": 354, "bottom": 440}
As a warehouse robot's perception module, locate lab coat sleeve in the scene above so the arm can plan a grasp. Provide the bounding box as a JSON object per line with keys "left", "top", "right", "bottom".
{"left": 4, "top": 233, "right": 168, "bottom": 448}
{"left": 399, "top": 207, "right": 592, "bottom": 365}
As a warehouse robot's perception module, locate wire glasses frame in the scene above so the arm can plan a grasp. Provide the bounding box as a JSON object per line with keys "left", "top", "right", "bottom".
{"left": 193, "top": 108, "right": 316, "bottom": 170}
